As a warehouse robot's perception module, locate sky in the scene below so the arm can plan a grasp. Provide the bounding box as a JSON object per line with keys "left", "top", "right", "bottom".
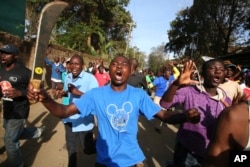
{"left": 126, "top": 0, "right": 193, "bottom": 56}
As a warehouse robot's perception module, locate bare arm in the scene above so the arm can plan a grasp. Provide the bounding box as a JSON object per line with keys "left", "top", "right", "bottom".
{"left": 161, "top": 60, "right": 198, "bottom": 103}
{"left": 68, "top": 83, "right": 83, "bottom": 96}
{"left": 155, "top": 108, "right": 200, "bottom": 124}
{"left": 203, "top": 102, "right": 249, "bottom": 167}
{"left": 27, "top": 83, "right": 78, "bottom": 118}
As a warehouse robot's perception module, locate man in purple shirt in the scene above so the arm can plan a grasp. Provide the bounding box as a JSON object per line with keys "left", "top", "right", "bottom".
{"left": 160, "top": 59, "right": 232, "bottom": 166}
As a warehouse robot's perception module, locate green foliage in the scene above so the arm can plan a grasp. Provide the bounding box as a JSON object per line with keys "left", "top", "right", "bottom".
{"left": 56, "top": 22, "right": 89, "bottom": 51}
{"left": 26, "top": 0, "right": 134, "bottom": 58}
{"left": 147, "top": 43, "right": 169, "bottom": 72}
{"left": 165, "top": 0, "right": 250, "bottom": 61}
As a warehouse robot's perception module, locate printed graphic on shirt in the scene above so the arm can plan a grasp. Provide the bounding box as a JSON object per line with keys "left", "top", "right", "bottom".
{"left": 107, "top": 102, "right": 132, "bottom": 132}
{"left": 0, "top": 81, "right": 13, "bottom": 101}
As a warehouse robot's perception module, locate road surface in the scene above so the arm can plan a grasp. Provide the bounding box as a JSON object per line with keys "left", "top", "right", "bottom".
{"left": 0, "top": 99, "right": 178, "bottom": 167}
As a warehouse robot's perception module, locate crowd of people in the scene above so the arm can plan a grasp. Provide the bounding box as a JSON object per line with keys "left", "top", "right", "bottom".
{"left": 0, "top": 43, "right": 250, "bottom": 167}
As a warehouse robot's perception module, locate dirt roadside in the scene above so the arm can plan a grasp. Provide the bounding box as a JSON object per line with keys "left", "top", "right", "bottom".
{"left": 0, "top": 99, "right": 97, "bottom": 167}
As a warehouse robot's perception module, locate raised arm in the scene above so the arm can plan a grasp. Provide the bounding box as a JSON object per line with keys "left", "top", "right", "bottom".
{"left": 161, "top": 60, "right": 198, "bottom": 103}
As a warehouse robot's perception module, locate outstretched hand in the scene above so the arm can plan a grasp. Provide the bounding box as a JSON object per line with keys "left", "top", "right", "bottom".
{"left": 186, "top": 108, "right": 200, "bottom": 124}
{"left": 176, "top": 60, "right": 199, "bottom": 86}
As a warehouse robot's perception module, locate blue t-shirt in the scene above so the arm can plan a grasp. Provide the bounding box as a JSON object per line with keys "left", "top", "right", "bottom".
{"left": 74, "top": 84, "right": 161, "bottom": 166}
{"left": 45, "top": 57, "right": 65, "bottom": 82}
{"left": 153, "top": 75, "right": 175, "bottom": 97}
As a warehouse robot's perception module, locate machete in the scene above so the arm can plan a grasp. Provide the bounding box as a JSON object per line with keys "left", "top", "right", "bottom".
{"left": 30, "top": 1, "right": 68, "bottom": 103}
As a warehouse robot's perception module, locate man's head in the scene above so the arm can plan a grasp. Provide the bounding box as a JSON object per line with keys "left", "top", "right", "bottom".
{"left": 129, "top": 58, "right": 138, "bottom": 71}
{"left": 201, "top": 58, "right": 225, "bottom": 88}
{"left": 66, "top": 57, "right": 71, "bottom": 73}
{"left": 0, "top": 44, "right": 19, "bottom": 67}
{"left": 162, "top": 65, "right": 172, "bottom": 79}
{"left": 54, "top": 56, "right": 60, "bottom": 63}
{"left": 61, "top": 57, "right": 65, "bottom": 63}
{"left": 0, "top": 44, "right": 19, "bottom": 54}
{"left": 223, "top": 60, "right": 237, "bottom": 79}
{"left": 129, "top": 58, "right": 139, "bottom": 69}
{"left": 69, "top": 54, "right": 84, "bottom": 78}
{"left": 109, "top": 55, "right": 131, "bottom": 87}
{"left": 98, "top": 65, "right": 105, "bottom": 74}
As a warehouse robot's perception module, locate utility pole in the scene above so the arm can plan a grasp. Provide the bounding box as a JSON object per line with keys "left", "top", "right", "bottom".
{"left": 125, "top": 22, "right": 135, "bottom": 56}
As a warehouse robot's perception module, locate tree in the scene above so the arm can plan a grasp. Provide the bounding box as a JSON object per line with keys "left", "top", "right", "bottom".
{"left": 26, "top": 0, "right": 134, "bottom": 57}
{"left": 147, "top": 43, "right": 169, "bottom": 73}
{"left": 165, "top": 0, "right": 250, "bottom": 60}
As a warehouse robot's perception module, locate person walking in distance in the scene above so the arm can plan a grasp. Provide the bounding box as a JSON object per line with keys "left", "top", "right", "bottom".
{"left": 45, "top": 46, "right": 65, "bottom": 99}
{"left": 153, "top": 65, "right": 177, "bottom": 106}
{"left": 57, "top": 54, "right": 98, "bottom": 167}
{"left": 27, "top": 54, "right": 200, "bottom": 167}
{"left": 0, "top": 44, "right": 45, "bottom": 167}
{"left": 94, "top": 65, "right": 111, "bottom": 87}
{"left": 127, "top": 58, "right": 148, "bottom": 94}
{"left": 152, "top": 65, "right": 176, "bottom": 132}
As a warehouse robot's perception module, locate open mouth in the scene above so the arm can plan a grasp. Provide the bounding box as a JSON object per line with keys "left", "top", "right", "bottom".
{"left": 115, "top": 70, "right": 122, "bottom": 80}
{"left": 213, "top": 76, "right": 222, "bottom": 83}
{"left": 71, "top": 70, "right": 79, "bottom": 76}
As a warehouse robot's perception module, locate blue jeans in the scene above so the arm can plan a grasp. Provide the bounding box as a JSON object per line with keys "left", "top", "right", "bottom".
{"left": 3, "top": 119, "right": 41, "bottom": 167}
{"left": 173, "top": 142, "right": 203, "bottom": 167}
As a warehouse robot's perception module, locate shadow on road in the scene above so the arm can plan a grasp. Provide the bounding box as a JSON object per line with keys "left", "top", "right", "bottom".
{"left": 21, "top": 111, "right": 60, "bottom": 166}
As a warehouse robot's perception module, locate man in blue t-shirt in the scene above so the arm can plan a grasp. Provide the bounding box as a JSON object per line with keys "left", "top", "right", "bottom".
{"left": 45, "top": 47, "right": 65, "bottom": 99}
{"left": 27, "top": 55, "right": 201, "bottom": 167}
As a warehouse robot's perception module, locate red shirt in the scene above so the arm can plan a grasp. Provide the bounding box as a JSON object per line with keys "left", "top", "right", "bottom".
{"left": 94, "top": 72, "right": 110, "bottom": 86}
{"left": 243, "top": 87, "right": 250, "bottom": 99}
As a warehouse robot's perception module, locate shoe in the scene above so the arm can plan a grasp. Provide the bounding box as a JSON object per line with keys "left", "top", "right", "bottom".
{"left": 37, "top": 125, "right": 46, "bottom": 142}
{"left": 37, "top": 125, "right": 46, "bottom": 137}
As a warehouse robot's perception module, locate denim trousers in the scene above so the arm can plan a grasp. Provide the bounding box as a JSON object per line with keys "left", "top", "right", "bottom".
{"left": 3, "top": 119, "right": 41, "bottom": 167}
{"left": 173, "top": 142, "right": 203, "bottom": 167}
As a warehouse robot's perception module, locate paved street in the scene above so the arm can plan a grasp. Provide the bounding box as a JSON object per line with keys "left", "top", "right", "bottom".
{"left": 0, "top": 100, "right": 178, "bottom": 167}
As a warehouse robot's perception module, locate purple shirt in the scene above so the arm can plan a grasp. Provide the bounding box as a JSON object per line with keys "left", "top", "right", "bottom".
{"left": 160, "top": 85, "right": 231, "bottom": 157}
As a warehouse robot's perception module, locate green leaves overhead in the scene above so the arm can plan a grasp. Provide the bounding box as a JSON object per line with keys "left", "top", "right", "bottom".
{"left": 26, "top": 0, "right": 133, "bottom": 57}
{"left": 165, "top": 0, "right": 250, "bottom": 59}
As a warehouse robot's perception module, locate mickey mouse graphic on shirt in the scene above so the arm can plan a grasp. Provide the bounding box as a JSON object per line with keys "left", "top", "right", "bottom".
{"left": 107, "top": 102, "right": 132, "bottom": 132}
